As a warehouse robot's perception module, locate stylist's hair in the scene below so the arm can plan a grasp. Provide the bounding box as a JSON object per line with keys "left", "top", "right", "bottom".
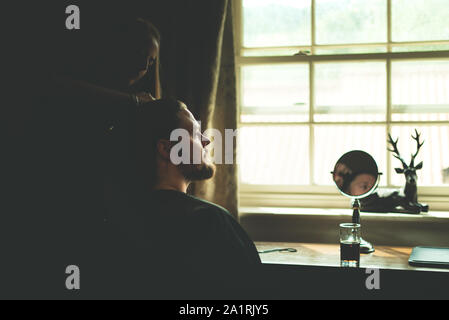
{"left": 132, "top": 98, "right": 185, "bottom": 188}
{"left": 133, "top": 18, "right": 162, "bottom": 99}
{"left": 130, "top": 18, "right": 161, "bottom": 99}
{"left": 114, "top": 17, "right": 162, "bottom": 98}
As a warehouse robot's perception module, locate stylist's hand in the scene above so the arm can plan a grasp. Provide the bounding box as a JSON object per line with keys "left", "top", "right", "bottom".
{"left": 136, "top": 92, "right": 156, "bottom": 103}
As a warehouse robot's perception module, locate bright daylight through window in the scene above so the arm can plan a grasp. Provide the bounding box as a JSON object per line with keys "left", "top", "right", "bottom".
{"left": 235, "top": 0, "right": 449, "bottom": 208}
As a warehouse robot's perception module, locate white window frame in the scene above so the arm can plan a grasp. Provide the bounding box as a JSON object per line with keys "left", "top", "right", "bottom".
{"left": 233, "top": 0, "right": 449, "bottom": 211}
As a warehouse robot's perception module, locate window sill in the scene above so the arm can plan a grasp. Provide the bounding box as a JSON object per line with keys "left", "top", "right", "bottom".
{"left": 240, "top": 206, "right": 449, "bottom": 220}
{"left": 239, "top": 188, "right": 449, "bottom": 211}
{"left": 239, "top": 207, "right": 449, "bottom": 248}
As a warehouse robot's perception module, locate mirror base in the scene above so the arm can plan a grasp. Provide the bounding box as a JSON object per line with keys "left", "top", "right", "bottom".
{"left": 360, "top": 238, "right": 375, "bottom": 254}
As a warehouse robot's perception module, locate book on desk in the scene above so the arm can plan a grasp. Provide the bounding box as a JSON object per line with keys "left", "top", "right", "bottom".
{"left": 409, "top": 246, "right": 449, "bottom": 268}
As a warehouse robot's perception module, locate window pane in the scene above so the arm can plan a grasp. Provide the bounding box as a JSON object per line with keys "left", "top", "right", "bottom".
{"left": 392, "top": 44, "right": 449, "bottom": 53}
{"left": 314, "top": 62, "right": 386, "bottom": 122}
{"left": 315, "top": 46, "right": 387, "bottom": 55}
{"left": 392, "top": 0, "right": 449, "bottom": 42}
{"left": 390, "top": 126, "right": 449, "bottom": 186}
{"left": 238, "top": 126, "right": 310, "bottom": 185}
{"left": 314, "top": 125, "right": 386, "bottom": 186}
{"left": 392, "top": 60, "right": 449, "bottom": 121}
{"left": 243, "top": 0, "right": 311, "bottom": 47}
{"left": 242, "top": 48, "right": 305, "bottom": 57}
{"left": 316, "top": 0, "right": 387, "bottom": 45}
{"left": 241, "top": 64, "right": 309, "bottom": 122}
{"left": 240, "top": 114, "right": 308, "bottom": 123}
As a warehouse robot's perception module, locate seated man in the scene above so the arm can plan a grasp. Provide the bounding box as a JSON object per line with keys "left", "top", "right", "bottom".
{"left": 106, "top": 98, "right": 261, "bottom": 298}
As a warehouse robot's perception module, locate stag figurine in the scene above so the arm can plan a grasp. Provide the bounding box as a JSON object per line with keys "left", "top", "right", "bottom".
{"left": 361, "top": 129, "right": 429, "bottom": 214}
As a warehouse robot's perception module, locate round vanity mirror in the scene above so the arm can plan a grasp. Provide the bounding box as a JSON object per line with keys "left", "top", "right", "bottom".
{"left": 332, "top": 150, "right": 380, "bottom": 199}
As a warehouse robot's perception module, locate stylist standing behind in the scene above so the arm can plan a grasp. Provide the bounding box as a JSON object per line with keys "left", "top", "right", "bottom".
{"left": 26, "top": 18, "right": 163, "bottom": 297}
{"left": 55, "top": 17, "right": 162, "bottom": 106}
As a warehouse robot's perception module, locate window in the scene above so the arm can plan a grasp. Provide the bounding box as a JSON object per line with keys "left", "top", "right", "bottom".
{"left": 234, "top": 0, "right": 449, "bottom": 209}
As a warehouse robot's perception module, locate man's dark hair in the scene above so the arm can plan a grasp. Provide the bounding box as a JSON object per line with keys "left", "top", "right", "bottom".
{"left": 133, "top": 98, "right": 185, "bottom": 188}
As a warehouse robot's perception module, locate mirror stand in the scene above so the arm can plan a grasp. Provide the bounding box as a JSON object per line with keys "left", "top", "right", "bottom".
{"left": 352, "top": 199, "right": 375, "bottom": 254}
{"left": 333, "top": 150, "right": 379, "bottom": 255}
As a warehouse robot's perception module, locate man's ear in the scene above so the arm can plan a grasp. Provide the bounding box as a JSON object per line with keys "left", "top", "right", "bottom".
{"left": 395, "top": 168, "right": 404, "bottom": 174}
{"left": 156, "top": 139, "right": 172, "bottom": 160}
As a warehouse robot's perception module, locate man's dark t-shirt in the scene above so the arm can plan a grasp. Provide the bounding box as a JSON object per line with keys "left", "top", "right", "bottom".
{"left": 106, "top": 189, "right": 261, "bottom": 298}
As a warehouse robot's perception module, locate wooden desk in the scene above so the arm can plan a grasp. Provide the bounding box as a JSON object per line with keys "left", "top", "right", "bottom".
{"left": 252, "top": 242, "right": 449, "bottom": 299}
{"left": 256, "top": 242, "right": 449, "bottom": 273}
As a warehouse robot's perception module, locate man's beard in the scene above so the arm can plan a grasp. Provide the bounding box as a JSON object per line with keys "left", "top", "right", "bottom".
{"left": 179, "top": 161, "right": 216, "bottom": 181}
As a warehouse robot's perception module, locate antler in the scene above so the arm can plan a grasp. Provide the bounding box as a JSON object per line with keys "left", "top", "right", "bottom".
{"left": 388, "top": 133, "right": 408, "bottom": 169}
{"left": 410, "top": 129, "right": 424, "bottom": 167}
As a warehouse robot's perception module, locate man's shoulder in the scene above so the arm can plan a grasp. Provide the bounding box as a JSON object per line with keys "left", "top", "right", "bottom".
{"left": 187, "top": 194, "right": 229, "bottom": 213}
{"left": 149, "top": 189, "right": 233, "bottom": 219}
{"left": 184, "top": 194, "right": 235, "bottom": 222}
